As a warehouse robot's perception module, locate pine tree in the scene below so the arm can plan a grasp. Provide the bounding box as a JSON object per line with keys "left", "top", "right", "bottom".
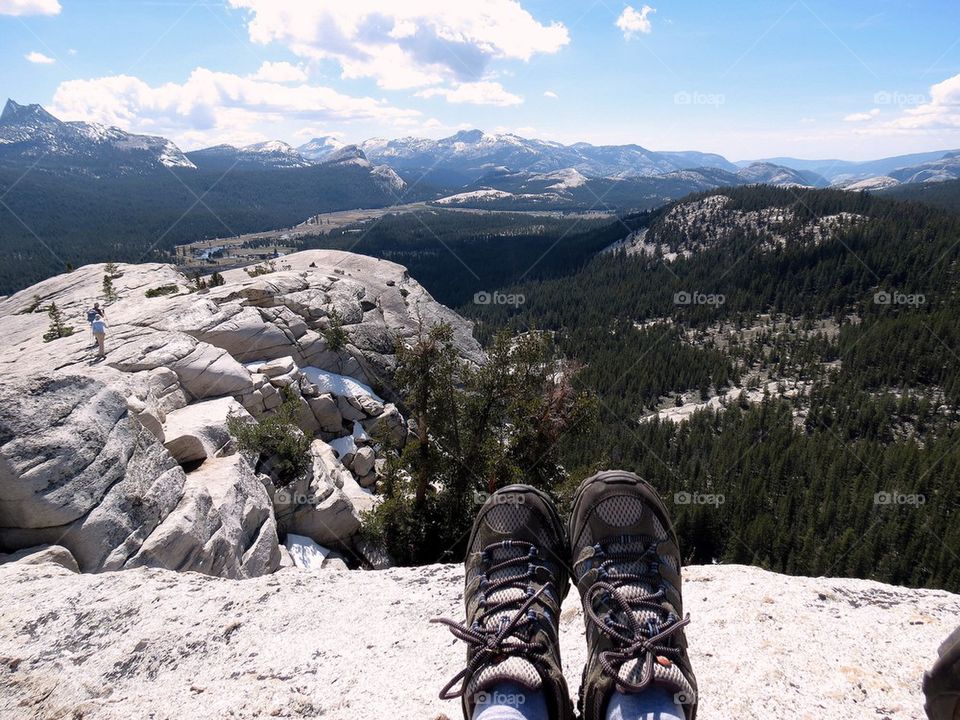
{"left": 102, "top": 274, "right": 117, "bottom": 301}
{"left": 42, "top": 302, "right": 74, "bottom": 342}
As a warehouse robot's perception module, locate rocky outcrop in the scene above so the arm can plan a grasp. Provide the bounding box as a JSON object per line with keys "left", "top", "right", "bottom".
{"left": 127, "top": 454, "right": 281, "bottom": 577}
{"left": 0, "top": 370, "right": 278, "bottom": 578}
{"left": 162, "top": 397, "right": 249, "bottom": 464}
{"left": 0, "top": 560, "right": 954, "bottom": 719}
{"left": 0, "top": 252, "right": 482, "bottom": 577}
{"left": 0, "top": 544, "right": 79, "bottom": 572}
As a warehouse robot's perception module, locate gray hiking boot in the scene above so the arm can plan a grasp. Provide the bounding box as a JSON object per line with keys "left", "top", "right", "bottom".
{"left": 925, "top": 625, "right": 960, "bottom": 720}
{"left": 433, "top": 484, "right": 573, "bottom": 720}
{"left": 569, "top": 470, "right": 698, "bottom": 720}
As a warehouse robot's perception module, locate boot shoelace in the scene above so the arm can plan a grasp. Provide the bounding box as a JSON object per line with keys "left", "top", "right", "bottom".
{"left": 582, "top": 535, "right": 691, "bottom": 693}
{"left": 432, "top": 540, "right": 553, "bottom": 700}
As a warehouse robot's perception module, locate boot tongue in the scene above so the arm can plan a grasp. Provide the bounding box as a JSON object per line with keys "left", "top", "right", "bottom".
{"left": 485, "top": 542, "right": 532, "bottom": 622}
{"left": 468, "top": 656, "right": 544, "bottom": 697}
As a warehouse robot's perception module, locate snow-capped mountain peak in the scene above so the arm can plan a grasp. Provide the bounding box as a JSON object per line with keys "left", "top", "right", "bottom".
{"left": 185, "top": 139, "right": 311, "bottom": 170}
{"left": 243, "top": 140, "right": 296, "bottom": 154}
{"left": 297, "top": 135, "right": 346, "bottom": 162}
{"left": 1, "top": 99, "right": 60, "bottom": 128}
{"left": 321, "top": 144, "right": 371, "bottom": 167}
{"left": 0, "top": 98, "right": 195, "bottom": 173}
{"left": 240, "top": 140, "right": 310, "bottom": 167}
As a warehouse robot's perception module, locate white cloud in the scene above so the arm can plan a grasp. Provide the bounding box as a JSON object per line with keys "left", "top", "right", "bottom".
{"left": 544, "top": 90, "right": 559, "bottom": 99}
{"left": 25, "top": 51, "right": 56, "bottom": 64}
{"left": 889, "top": 73, "right": 960, "bottom": 130}
{"left": 293, "top": 126, "right": 344, "bottom": 139}
{"left": 843, "top": 108, "right": 880, "bottom": 122}
{"left": 616, "top": 5, "right": 655, "bottom": 39}
{"left": 250, "top": 61, "right": 307, "bottom": 83}
{"left": 0, "top": 0, "right": 60, "bottom": 16}
{"left": 50, "top": 67, "right": 420, "bottom": 149}
{"left": 416, "top": 80, "right": 523, "bottom": 106}
{"left": 226, "top": 0, "right": 569, "bottom": 91}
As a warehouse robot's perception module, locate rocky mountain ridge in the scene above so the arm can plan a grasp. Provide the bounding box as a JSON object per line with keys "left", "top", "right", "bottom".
{"left": 631, "top": 192, "right": 867, "bottom": 258}
{"left": 0, "top": 250, "right": 482, "bottom": 576}
{"left": 185, "top": 141, "right": 313, "bottom": 171}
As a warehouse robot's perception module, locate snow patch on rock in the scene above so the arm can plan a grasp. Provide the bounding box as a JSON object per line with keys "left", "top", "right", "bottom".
{"left": 301, "top": 367, "right": 382, "bottom": 401}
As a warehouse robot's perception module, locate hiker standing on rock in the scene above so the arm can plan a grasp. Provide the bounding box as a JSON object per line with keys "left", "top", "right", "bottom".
{"left": 86, "top": 302, "right": 105, "bottom": 346}
{"left": 91, "top": 313, "right": 107, "bottom": 358}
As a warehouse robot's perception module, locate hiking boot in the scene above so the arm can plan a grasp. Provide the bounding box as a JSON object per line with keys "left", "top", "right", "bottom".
{"left": 924, "top": 625, "right": 960, "bottom": 720}
{"left": 569, "top": 470, "right": 698, "bottom": 720}
{"left": 433, "top": 484, "right": 573, "bottom": 720}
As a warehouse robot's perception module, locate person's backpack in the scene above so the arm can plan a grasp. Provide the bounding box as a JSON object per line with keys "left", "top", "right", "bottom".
{"left": 86, "top": 308, "right": 98, "bottom": 322}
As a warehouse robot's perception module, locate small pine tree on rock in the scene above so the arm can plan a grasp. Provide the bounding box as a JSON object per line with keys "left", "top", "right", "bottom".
{"left": 42, "top": 302, "right": 75, "bottom": 342}
{"left": 321, "top": 309, "right": 349, "bottom": 350}
{"left": 102, "top": 275, "right": 118, "bottom": 301}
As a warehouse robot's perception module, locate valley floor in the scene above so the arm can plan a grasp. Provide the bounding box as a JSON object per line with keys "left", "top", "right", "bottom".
{"left": 0, "top": 559, "right": 955, "bottom": 719}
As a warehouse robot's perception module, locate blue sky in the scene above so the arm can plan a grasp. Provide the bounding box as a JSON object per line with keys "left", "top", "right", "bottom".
{"left": 2, "top": 0, "right": 959, "bottom": 160}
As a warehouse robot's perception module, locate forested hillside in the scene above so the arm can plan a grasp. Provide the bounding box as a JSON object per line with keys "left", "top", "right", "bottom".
{"left": 883, "top": 177, "right": 960, "bottom": 213}
{"left": 290, "top": 209, "right": 636, "bottom": 306}
{"left": 463, "top": 186, "right": 960, "bottom": 591}
{"left": 0, "top": 162, "right": 422, "bottom": 294}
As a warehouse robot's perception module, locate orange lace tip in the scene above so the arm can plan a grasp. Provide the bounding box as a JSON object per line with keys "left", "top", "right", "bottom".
{"left": 656, "top": 656, "right": 672, "bottom": 667}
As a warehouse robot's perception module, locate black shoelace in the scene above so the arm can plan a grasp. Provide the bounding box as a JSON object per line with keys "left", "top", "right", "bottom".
{"left": 580, "top": 535, "right": 690, "bottom": 693}
{"left": 432, "top": 540, "right": 553, "bottom": 700}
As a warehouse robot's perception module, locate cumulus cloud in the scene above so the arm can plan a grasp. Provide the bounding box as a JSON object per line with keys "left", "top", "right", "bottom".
{"left": 844, "top": 108, "right": 880, "bottom": 122}
{"left": 0, "top": 0, "right": 60, "bottom": 16}
{"left": 616, "top": 5, "right": 655, "bottom": 39}
{"left": 544, "top": 90, "right": 559, "bottom": 99}
{"left": 889, "top": 73, "right": 960, "bottom": 130}
{"left": 250, "top": 61, "right": 307, "bottom": 83}
{"left": 25, "top": 51, "right": 56, "bottom": 64}
{"left": 225, "top": 0, "right": 569, "bottom": 91}
{"left": 50, "top": 67, "right": 420, "bottom": 149}
{"left": 416, "top": 81, "right": 523, "bottom": 106}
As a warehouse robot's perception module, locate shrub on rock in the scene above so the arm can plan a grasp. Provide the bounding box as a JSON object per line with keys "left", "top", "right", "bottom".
{"left": 42, "top": 302, "right": 74, "bottom": 342}
{"left": 227, "top": 389, "right": 311, "bottom": 486}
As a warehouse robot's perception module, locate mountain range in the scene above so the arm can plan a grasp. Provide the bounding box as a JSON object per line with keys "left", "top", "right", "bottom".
{"left": 3, "top": 99, "right": 958, "bottom": 196}
{"left": 743, "top": 150, "right": 960, "bottom": 185}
